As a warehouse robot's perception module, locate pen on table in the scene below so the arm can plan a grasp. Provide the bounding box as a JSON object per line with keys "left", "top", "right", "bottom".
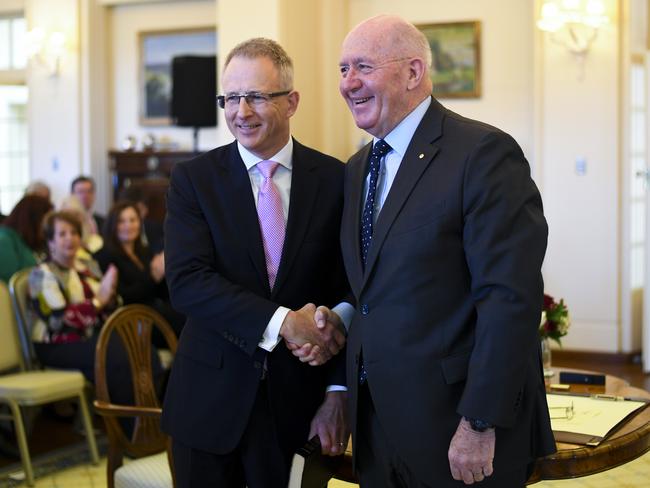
{"left": 591, "top": 394, "right": 650, "bottom": 402}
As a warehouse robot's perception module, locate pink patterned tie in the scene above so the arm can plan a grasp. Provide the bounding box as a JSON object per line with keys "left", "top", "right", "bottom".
{"left": 256, "top": 160, "right": 285, "bottom": 289}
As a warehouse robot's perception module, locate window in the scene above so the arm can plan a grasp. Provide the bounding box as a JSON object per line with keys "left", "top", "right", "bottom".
{"left": 0, "top": 14, "right": 28, "bottom": 215}
{"left": 0, "top": 15, "right": 26, "bottom": 70}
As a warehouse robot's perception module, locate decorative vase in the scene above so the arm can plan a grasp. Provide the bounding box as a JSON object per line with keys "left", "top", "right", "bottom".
{"left": 541, "top": 337, "right": 554, "bottom": 378}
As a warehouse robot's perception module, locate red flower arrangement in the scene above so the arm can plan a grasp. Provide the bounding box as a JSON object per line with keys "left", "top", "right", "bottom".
{"left": 539, "top": 294, "right": 570, "bottom": 346}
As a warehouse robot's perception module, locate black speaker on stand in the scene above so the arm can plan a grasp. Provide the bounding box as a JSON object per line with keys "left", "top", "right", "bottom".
{"left": 171, "top": 55, "right": 217, "bottom": 152}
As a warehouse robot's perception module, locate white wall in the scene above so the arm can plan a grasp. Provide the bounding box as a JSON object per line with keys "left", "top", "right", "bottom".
{"left": 537, "top": 0, "right": 621, "bottom": 351}
{"left": 108, "top": 0, "right": 222, "bottom": 152}
{"left": 26, "top": 0, "right": 83, "bottom": 207}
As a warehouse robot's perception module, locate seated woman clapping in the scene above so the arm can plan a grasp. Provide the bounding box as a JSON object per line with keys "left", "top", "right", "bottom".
{"left": 29, "top": 210, "right": 162, "bottom": 409}
{"left": 95, "top": 201, "right": 184, "bottom": 342}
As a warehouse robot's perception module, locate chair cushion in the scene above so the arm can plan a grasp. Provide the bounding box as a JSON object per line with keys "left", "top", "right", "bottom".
{"left": 115, "top": 452, "right": 173, "bottom": 488}
{"left": 157, "top": 349, "right": 174, "bottom": 370}
{"left": 0, "top": 370, "right": 85, "bottom": 404}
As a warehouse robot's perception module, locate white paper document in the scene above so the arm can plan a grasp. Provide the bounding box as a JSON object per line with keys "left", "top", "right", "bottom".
{"left": 547, "top": 393, "right": 647, "bottom": 439}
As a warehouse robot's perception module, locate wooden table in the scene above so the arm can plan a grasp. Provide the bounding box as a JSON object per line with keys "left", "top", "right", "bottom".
{"left": 529, "top": 368, "right": 650, "bottom": 482}
{"left": 332, "top": 368, "right": 650, "bottom": 484}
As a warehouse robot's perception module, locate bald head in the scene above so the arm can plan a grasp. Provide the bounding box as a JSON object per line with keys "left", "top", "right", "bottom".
{"left": 339, "top": 15, "right": 433, "bottom": 138}
{"left": 346, "top": 15, "right": 432, "bottom": 77}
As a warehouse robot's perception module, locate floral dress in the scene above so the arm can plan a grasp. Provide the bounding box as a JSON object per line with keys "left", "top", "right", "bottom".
{"left": 29, "top": 258, "right": 114, "bottom": 344}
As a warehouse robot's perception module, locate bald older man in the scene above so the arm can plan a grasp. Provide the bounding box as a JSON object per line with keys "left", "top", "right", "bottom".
{"left": 297, "top": 14, "right": 556, "bottom": 487}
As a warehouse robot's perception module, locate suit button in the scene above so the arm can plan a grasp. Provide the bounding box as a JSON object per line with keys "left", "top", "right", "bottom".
{"left": 253, "top": 361, "right": 262, "bottom": 369}
{"left": 361, "top": 304, "right": 369, "bottom": 315}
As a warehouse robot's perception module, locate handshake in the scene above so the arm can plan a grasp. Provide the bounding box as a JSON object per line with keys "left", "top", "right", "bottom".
{"left": 280, "top": 304, "right": 346, "bottom": 366}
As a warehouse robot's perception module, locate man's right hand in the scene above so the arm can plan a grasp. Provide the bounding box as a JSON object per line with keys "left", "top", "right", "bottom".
{"left": 288, "top": 306, "right": 346, "bottom": 365}
{"left": 280, "top": 303, "right": 346, "bottom": 365}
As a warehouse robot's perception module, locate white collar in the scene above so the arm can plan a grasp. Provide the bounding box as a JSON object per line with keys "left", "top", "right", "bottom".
{"left": 376, "top": 96, "right": 432, "bottom": 158}
{"left": 238, "top": 138, "right": 294, "bottom": 171}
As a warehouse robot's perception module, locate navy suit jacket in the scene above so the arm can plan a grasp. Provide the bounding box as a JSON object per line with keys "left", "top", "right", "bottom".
{"left": 341, "top": 98, "right": 556, "bottom": 485}
{"left": 161, "top": 139, "right": 348, "bottom": 455}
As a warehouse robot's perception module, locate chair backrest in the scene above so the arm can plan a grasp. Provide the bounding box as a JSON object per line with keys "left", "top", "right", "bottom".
{"left": 95, "top": 304, "right": 178, "bottom": 458}
{"left": 8, "top": 268, "right": 37, "bottom": 370}
{"left": 0, "top": 281, "right": 23, "bottom": 372}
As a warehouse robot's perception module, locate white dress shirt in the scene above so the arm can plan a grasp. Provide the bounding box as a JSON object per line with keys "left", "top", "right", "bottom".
{"left": 362, "top": 96, "right": 432, "bottom": 218}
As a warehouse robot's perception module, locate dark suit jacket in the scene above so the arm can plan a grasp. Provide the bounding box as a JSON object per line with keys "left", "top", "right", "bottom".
{"left": 341, "top": 98, "right": 556, "bottom": 486}
{"left": 93, "top": 213, "right": 105, "bottom": 234}
{"left": 161, "top": 139, "right": 348, "bottom": 457}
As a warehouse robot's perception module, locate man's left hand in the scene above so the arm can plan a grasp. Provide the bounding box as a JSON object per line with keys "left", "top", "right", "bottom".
{"left": 448, "top": 417, "right": 495, "bottom": 484}
{"left": 309, "top": 391, "right": 349, "bottom": 456}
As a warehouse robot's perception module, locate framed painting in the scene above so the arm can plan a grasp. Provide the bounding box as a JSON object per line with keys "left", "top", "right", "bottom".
{"left": 139, "top": 27, "right": 217, "bottom": 126}
{"left": 416, "top": 21, "right": 481, "bottom": 98}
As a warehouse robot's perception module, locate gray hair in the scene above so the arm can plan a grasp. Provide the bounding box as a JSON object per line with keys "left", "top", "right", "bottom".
{"left": 224, "top": 37, "right": 294, "bottom": 89}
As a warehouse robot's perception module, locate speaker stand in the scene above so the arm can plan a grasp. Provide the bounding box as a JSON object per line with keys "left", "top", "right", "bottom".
{"left": 192, "top": 127, "right": 200, "bottom": 153}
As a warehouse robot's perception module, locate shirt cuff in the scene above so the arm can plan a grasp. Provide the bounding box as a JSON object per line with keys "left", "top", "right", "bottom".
{"left": 332, "top": 302, "right": 354, "bottom": 332}
{"left": 326, "top": 385, "right": 348, "bottom": 393}
{"left": 258, "top": 306, "right": 291, "bottom": 352}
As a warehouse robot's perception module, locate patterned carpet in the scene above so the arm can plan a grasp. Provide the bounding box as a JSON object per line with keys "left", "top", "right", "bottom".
{"left": 0, "top": 436, "right": 107, "bottom": 488}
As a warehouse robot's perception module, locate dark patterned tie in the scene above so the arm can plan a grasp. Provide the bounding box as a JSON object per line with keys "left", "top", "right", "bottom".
{"left": 359, "top": 139, "right": 391, "bottom": 385}
{"left": 360, "top": 139, "right": 392, "bottom": 268}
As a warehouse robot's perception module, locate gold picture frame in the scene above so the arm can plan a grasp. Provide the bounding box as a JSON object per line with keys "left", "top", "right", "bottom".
{"left": 417, "top": 21, "right": 481, "bottom": 99}
{"left": 138, "top": 27, "right": 217, "bottom": 126}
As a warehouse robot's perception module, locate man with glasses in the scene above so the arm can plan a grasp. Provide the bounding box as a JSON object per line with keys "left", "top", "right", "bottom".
{"left": 161, "top": 38, "right": 350, "bottom": 487}
{"left": 294, "top": 14, "right": 555, "bottom": 487}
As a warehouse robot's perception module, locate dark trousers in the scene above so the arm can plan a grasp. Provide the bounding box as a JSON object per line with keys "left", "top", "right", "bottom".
{"left": 172, "top": 382, "right": 292, "bottom": 488}
{"left": 356, "top": 384, "right": 529, "bottom": 488}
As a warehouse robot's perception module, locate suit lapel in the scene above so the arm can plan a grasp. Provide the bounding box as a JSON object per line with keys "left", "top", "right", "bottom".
{"left": 219, "top": 143, "right": 269, "bottom": 291}
{"left": 271, "top": 140, "right": 319, "bottom": 297}
{"left": 345, "top": 143, "right": 372, "bottom": 293}
{"left": 362, "top": 100, "right": 444, "bottom": 287}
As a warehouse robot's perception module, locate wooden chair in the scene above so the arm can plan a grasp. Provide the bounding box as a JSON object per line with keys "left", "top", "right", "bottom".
{"left": 94, "top": 304, "right": 177, "bottom": 488}
{"left": 0, "top": 280, "right": 99, "bottom": 486}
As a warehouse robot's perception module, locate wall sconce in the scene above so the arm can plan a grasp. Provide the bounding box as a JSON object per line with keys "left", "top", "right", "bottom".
{"left": 25, "top": 27, "right": 66, "bottom": 77}
{"left": 537, "top": 0, "right": 609, "bottom": 78}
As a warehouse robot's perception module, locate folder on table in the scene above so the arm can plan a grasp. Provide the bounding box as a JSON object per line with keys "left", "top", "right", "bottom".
{"left": 547, "top": 393, "right": 649, "bottom": 446}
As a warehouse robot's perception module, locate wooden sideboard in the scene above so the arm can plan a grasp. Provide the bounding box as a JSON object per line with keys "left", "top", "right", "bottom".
{"left": 109, "top": 150, "right": 197, "bottom": 223}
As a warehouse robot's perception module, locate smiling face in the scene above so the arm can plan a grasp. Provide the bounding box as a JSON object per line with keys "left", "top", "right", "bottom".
{"left": 116, "top": 206, "right": 141, "bottom": 247}
{"left": 48, "top": 218, "right": 81, "bottom": 267}
{"left": 339, "top": 16, "right": 431, "bottom": 139}
{"left": 221, "top": 55, "right": 299, "bottom": 159}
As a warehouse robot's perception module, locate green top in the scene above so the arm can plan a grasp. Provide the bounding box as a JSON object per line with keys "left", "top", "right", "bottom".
{"left": 0, "top": 226, "right": 37, "bottom": 283}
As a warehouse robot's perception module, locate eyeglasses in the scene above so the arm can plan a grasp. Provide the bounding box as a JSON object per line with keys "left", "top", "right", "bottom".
{"left": 217, "top": 91, "right": 292, "bottom": 109}
{"left": 549, "top": 402, "right": 574, "bottom": 420}
{"left": 339, "top": 57, "right": 413, "bottom": 78}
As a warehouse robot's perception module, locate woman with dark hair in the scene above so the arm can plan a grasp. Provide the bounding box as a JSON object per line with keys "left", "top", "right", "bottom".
{"left": 29, "top": 210, "right": 162, "bottom": 412}
{"left": 0, "top": 195, "right": 53, "bottom": 282}
{"left": 95, "top": 201, "right": 184, "bottom": 339}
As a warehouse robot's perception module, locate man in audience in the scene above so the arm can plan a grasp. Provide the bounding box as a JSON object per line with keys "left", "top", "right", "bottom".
{"left": 71, "top": 176, "right": 104, "bottom": 234}
{"left": 295, "top": 14, "right": 555, "bottom": 487}
{"left": 162, "top": 38, "right": 350, "bottom": 487}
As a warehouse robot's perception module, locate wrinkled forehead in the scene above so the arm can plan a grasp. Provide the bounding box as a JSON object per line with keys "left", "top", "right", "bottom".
{"left": 340, "top": 25, "right": 397, "bottom": 64}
